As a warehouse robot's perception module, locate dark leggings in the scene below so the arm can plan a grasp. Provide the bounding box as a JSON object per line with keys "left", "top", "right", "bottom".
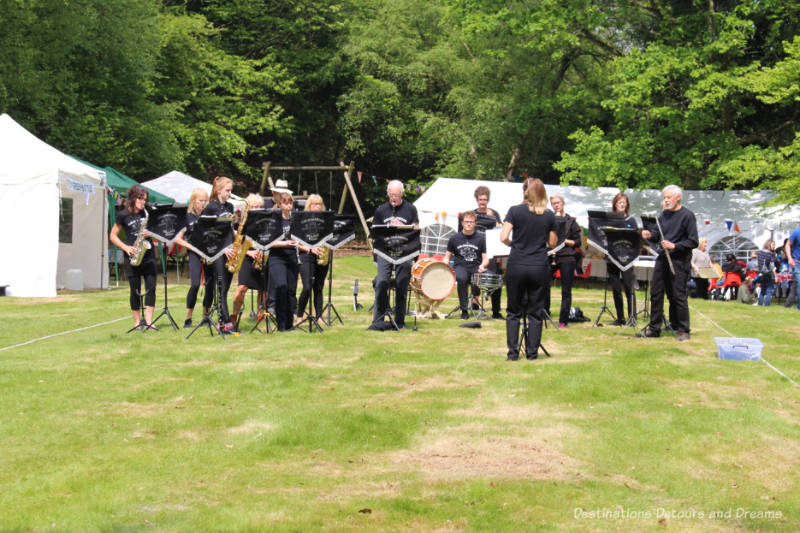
{"left": 505, "top": 262, "right": 549, "bottom": 358}
{"left": 186, "top": 251, "right": 214, "bottom": 310}
{"left": 125, "top": 259, "right": 157, "bottom": 310}
{"left": 269, "top": 255, "right": 299, "bottom": 330}
{"left": 555, "top": 259, "right": 576, "bottom": 324}
{"left": 207, "top": 257, "right": 233, "bottom": 322}
{"left": 297, "top": 259, "right": 328, "bottom": 319}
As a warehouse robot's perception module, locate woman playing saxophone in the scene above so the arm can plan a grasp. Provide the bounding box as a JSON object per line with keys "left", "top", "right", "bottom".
{"left": 295, "top": 194, "right": 330, "bottom": 327}
{"left": 109, "top": 185, "right": 158, "bottom": 330}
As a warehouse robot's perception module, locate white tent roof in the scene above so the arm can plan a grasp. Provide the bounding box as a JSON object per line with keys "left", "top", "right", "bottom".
{"left": 142, "top": 170, "right": 243, "bottom": 206}
{"left": 414, "top": 177, "right": 800, "bottom": 252}
{"left": 0, "top": 114, "right": 108, "bottom": 297}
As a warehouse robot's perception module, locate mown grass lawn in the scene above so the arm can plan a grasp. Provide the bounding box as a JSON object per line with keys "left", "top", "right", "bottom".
{"left": 1, "top": 255, "right": 798, "bottom": 532}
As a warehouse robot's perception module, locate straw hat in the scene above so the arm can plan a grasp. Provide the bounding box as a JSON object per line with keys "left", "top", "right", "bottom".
{"left": 270, "top": 179, "right": 293, "bottom": 194}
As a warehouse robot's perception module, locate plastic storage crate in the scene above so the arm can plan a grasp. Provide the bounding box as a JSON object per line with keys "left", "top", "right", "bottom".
{"left": 714, "top": 337, "right": 763, "bottom": 361}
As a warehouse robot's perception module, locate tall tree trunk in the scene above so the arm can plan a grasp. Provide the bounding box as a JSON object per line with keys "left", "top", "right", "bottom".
{"left": 505, "top": 147, "right": 520, "bottom": 181}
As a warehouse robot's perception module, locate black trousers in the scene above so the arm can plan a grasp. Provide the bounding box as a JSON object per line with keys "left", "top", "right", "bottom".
{"left": 608, "top": 262, "right": 636, "bottom": 320}
{"left": 208, "top": 257, "right": 234, "bottom": 322}
{"left": 505, "top": 262, "right": 549, "bottom": 358}
{"left": 648, "top": 255, "right": 691, "bottom": 334}
{"left": 454, "top": 264, "right": 479, "bottom": 312}
{"left": 691, "top": 276, "right": 709, "bottom": 299}
{"left": 297, "top": 259, "right": 329, "bottom": 319}
{"left": 124, "top": 257, "right": 157, "bottom": 310}
{"left": 553, "top": 259, "right": 576, "bottom": 325}
{"left": 373, "top": 257, "right": 412, "bottom": 327}
{"left": 186, "top": 251, "right": 214, "bottom": 310}
{"left": 268, "top": 255, "right": 299, "bottom": 330}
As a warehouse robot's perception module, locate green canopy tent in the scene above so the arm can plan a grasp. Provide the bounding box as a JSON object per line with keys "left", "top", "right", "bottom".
{"left": 71, "top": 157, "right": 176, "bottom": 285}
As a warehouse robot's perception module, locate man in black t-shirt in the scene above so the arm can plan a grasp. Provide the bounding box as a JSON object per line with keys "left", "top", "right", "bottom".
{"left": 371, "top": 180, "right": 419, "bottom": 328}
{"left": 444, "top": 211, "right": 489, "bottom": 319}
{"left": 640, "top": 184, "right": 698, "bottom": 341}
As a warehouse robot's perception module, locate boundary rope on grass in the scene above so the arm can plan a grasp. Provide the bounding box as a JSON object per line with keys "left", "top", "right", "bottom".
{"left": 691, "top": 305, "right": 798, "bottom": 387}
{"left": 0, "top": 316, "right": 130, "bottom": 353}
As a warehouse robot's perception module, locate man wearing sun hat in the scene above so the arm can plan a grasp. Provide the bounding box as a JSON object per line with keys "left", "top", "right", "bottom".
{"left": 265, "top": 178, "right": 293, "bottom": 208}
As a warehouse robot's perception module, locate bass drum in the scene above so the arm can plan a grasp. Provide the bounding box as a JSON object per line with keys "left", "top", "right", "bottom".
{"left": 410, "top": 258, "right": 455, "bottom": 301}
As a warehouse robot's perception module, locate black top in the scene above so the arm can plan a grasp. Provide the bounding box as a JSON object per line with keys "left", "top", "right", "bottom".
{"left": 472, "top": 208, "right": 502, "bottom": 233}
{"left": 115, "top": 208, "right": 147, "bottom": 246}
{"left": 373, "top": 200, "right": 419, "bottom": 227}
{"left": 504, "top": 204, "right": 556, "bottom": 266}
{"left": 648, "top": 207, "right": 699, "bottom": 261}
{"left": 201, "top": 200, "right": 234, "bottom": 243}
{"left": 270, "top": 216, "right": 297, "bottom": 262}
{"left": 553, "top": 213, "right": 582, "bottom": 263}
{"left": 447, "top": 232, "right": 486, "bottom": 269}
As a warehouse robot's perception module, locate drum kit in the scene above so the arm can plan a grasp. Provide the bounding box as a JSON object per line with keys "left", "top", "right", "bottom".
{"left": 408, "top": 257, "right": 506, "bottom": 319}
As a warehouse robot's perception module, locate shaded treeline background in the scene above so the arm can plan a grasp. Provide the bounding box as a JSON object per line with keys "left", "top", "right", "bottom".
{"left": 1, "top": 0, "right": 798, "bottom": 207}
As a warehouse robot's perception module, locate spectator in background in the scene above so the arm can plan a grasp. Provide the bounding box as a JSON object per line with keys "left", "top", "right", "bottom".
{"left": 690, "top": 237, "right": 712, "bottom": 299}
{"left": 756, "top": 239, "right": 777, "bottom": 306}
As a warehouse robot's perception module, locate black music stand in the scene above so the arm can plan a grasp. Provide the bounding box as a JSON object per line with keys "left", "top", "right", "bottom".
{"left": 370, "top": 225, "right": 421, "bottom": 331}
{"left": 290, "top": 210, "right": 334, "bottom": 333}
{"left": 587, "top": 211, "right": 640, "bottom": 329}
{"left": 185, "top": 216, "right": 233, "bottom": 339}
{"left": 323, "top": 214, "right": 357, "bottom": 326}
{"left": 243, "top": 208, "right": 284, "bottom": 334}
{"left": 148, "top": 204, "right": 187, "bottom": 331}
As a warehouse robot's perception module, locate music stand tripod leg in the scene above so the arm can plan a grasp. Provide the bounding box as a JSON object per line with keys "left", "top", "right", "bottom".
{"left": 592, "top": 279, "right": 617, "bottom": 327}
{"left": 152, "top": 243, "right": 179, "bottom": 331}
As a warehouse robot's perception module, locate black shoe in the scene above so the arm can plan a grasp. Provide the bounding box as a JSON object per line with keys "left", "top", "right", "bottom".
{"left": 492, "top": 312, "right": 505, "bottom": 320}
{"left": 611, "top": 318, "right": 625, "bottom": 326}
{"left": 460, "top": 311, "right": 469, "bottom": 320}
{"left": 183, "top": 319, "right": 192, "bottom": 329}
{"left": 471, "top": 302, "right": 480, "bottom": 310}
{"left": 635, "top": 327, "right": 660, "bottom": 338}
{"left": 507, "top": 355, "right": 519, "bottom": 361}
{"left": 676, "top": 331, "right": 690, "bottom": 342}
{"left": 526, "top": 354, "right": 538, "bottom": 360}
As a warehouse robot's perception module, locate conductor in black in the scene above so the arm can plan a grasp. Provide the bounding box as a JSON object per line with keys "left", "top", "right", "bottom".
{"left": 372, "top": 180, "right": 420, "bottom": 329}
{"left": 640, "top": 184, "right": 698, "bottom": 341}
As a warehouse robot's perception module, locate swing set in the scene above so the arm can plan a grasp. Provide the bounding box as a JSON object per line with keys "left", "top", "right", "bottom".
{"left": 259, "top": 160, "right": 371, "bottom": 245}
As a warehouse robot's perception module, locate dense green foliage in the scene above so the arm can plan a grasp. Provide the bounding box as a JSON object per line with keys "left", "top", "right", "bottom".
{"left": 1, "top": 0, "right": 798, "bottom": 202}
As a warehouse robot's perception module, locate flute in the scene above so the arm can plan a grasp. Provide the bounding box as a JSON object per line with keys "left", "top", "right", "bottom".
{"left": 655, "top": 216, "right": 675, "bottom": 275}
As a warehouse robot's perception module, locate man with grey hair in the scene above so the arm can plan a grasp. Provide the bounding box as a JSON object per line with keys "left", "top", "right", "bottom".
{"left": 371, "top": 180, "right": 419, "bottom": 329}
{"left": 639, "top": 184, "right": 698, "bottom": 341}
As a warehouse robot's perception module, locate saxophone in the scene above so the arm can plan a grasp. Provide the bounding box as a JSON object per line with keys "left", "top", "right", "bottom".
{"left": 317, "top": 245, "right": 330, "bottom": 266}
{"left": 129, "top": 209, "right": 151, "bottom": 266}
{"left": 226, "top": 202, "right": 252, "bottom": 273}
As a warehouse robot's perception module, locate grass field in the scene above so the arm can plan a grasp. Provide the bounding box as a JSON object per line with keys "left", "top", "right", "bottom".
{"left": 1, "top": 255, "right": 799, "bottom": 532}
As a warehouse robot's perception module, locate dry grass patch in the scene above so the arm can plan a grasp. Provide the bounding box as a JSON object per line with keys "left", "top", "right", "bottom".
{"left": 227, "top": 420, "right": 276, "bottom": 435}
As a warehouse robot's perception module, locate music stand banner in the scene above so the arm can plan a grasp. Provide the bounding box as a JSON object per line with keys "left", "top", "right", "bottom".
{"left": 148, "top": 204, "right": 187, "bottom": 245}
{"left": 372, "top": 226, "right": 420, "bottom": 265}
{"left": 243, "top": 209, "right": 284, "bottom": 250}
{"left": 639, "top": 215, "right": 660, "bottom": 256}
{"left": 290, "top": 210, "right": 333, "bottom": 249}
{"left": 587, "top": 210, "right": 640, "bottom": 271}
{"left": 327, "top": 214, "right": 356, "bottom": 250}
{"left": 187, "top": 216, "right": 234, "bottom": 263}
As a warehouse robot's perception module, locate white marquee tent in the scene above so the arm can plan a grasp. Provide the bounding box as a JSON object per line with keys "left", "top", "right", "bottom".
{"left": 0, "top": 114, "right": 109, "bottom": 296}
{"left": 142, "top": 170, "right": 243, "bottom": 207}
{"left": 414, "top": 177, "right": 800, "bottom": 277}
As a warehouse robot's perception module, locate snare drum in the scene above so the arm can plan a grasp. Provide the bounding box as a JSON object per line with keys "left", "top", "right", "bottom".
{"left": 471, "top": 271, "right": 503, "bottom": 291}
{"left": 410, "top": 258, "right": 456, "bottom": 301}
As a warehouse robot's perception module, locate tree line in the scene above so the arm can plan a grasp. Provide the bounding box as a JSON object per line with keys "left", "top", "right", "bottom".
{"left": 1, "top": 0, "right": 798, "bottom": 205}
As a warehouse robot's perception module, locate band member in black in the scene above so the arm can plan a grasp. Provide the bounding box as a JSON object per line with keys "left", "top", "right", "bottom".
{"left": 268, "top": 192, "right": 300, "bottom": 331}
{"left": 231, "top": 194, "right": 267, "bottom": 326}
{"left": 202, "top": 176, "right": 236, "bottom": 333}
{"left": 607, "top": 193, "right": 638, "bottom": 325}
{"left": 444, "top": 211, "right": 488, "bottom": 319}
{"left": 295, "top": 194, "right": 330, "bottom": 327}
{"left": 371, "top": 180, "right": 419, "bottom": 329}
{"left": 109, "top": 185, "right": 158, "bottom": 330}
{"left": 173, "top": 187, "right": 212, "bottom": 328}
{"left": 473, "top": 185, "right": 504, "bottom": 319}
{"left": 549, "top": 194, "right": 582, "bottom": 328}
{"left": 640, "top": 184, "right": 698, "bottom": 341}
{"left": 500, "top": 178, "right": 558, "bottom": 360}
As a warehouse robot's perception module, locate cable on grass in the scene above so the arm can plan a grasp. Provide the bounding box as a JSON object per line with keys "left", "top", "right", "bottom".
{"left": 0, "top": 316, "right": 129, "bottom": 353}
